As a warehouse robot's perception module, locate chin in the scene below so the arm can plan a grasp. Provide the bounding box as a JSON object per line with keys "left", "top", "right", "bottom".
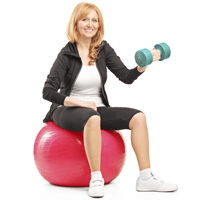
{"left": 82, "top": 34, "right": 96, "bottom": 39}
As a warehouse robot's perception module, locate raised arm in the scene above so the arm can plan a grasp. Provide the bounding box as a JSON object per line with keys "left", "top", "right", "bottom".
{"left": 105, "top": 42, "right": 145, "bottom": 84}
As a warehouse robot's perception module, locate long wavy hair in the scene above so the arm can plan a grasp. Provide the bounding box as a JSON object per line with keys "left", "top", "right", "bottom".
{"left": 66, "top": 2, "right": 104, "bottom": 66}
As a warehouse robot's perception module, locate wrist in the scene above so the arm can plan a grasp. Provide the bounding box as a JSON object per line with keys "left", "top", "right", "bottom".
{"left": 64, "top": 96, "right": 84, "bottom": 107}
{"left": 137, "top": 66, "right": 147, "bottom": 72}
{"left": 77, "top": 99, "right": 84, "bottom": 107}
{"left": 64, "top": 96, "right": 69, "bottom": 106}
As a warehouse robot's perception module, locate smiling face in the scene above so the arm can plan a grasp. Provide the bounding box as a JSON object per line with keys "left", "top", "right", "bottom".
{"left": 76, "top": 9, "right": 99, "bottom": 40}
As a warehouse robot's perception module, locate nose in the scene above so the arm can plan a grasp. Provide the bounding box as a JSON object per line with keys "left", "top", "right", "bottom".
{"left": 87, "top": 19, "right": 93, "bottom": 27}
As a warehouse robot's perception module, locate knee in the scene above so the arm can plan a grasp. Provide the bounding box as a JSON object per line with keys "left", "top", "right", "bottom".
{"left": 132, "top": 112, "right": 146, "bottom": 123}
{"left": 129, "top": 112, "right": 146, "bottom": 129}
{"left": 86, "top": 115, "right": 101, "bottom": 125}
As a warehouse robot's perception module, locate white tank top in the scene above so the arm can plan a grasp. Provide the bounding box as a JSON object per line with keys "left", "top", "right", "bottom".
{"left": 69, "top": 62, "right": 106, "bottom": 107}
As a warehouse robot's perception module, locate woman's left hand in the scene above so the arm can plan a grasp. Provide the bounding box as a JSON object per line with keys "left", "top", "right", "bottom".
{"left": 151, "top": 47, "right": 161, "bottom": 62}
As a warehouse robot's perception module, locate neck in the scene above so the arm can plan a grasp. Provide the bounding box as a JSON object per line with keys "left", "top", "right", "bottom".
{"left": 77, "top": 36, "right": 91, "bottom": 51}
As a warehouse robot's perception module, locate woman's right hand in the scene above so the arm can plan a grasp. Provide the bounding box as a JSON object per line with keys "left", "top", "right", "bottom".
{"left": 80, "top": 101, "right": 97, "bottom": 111}
{"left": 64, "top": 96, "right": 97, "bottom": 111}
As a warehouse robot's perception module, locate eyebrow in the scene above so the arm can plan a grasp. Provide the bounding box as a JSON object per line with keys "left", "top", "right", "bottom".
{"left": 84, "top": 17, "right": 98, "bottom": 20}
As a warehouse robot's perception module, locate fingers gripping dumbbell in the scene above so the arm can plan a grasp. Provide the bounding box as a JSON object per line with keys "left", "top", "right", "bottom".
{"left": 135, "top": 43, "right": 171, "bottom": 67}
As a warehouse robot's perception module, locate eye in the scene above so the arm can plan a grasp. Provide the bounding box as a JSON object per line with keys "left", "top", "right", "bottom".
{"left": 82, "top": 18, "right": 97, "bottom": 22}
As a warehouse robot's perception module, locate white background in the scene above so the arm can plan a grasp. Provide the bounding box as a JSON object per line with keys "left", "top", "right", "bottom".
{"left": 1, "top": 0, "right": 200, "bottom": 199}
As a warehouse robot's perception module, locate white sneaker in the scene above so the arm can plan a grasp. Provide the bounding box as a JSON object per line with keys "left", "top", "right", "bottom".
{"left": 88, "top": 176, "right": 104, "bottom": 198}
{"left": 136, "top": 171, "right": 178, "bottom": 192}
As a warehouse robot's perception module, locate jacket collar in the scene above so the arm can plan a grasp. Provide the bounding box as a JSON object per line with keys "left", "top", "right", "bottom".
{"left": 61, "top": 40, "right": 107, "bottom": 59}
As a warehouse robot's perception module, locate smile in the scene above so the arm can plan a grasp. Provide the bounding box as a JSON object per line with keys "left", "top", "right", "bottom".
{"left": 85, "top": 29, "right": 93, "bottom": 32}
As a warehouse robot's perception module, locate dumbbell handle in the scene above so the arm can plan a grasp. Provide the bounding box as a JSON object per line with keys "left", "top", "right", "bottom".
{"left": 150, "top": 48, "right": 161, "bottom": 62}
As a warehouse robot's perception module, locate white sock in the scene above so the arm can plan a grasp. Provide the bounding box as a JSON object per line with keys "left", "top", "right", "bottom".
{"left": 91, "top": 171, "right": 103, "bottom": 179}
{"left": 140, "top": 168, "right": 153, "bottom": 181}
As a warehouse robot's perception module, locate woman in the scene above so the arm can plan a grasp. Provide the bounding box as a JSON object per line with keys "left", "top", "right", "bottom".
{"left": 42, "top": 2, "right": 178, "bottom": 198}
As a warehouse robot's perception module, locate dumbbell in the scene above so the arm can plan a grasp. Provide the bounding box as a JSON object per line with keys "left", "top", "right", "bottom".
{"left": 135, "top": 42, "right": 171, "bottom": 67}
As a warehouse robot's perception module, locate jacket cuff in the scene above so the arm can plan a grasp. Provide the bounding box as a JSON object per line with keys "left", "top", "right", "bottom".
{"left": 50, "top": 91, "right": 67, "bottom": 105}
{"left": 128, "top": 66, "right": 145, "bottom": 82}
{"left": 43, "top": 87, "right": 67, "bottom": 105}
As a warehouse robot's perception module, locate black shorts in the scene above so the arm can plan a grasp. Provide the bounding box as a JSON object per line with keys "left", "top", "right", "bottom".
{"left": 52, "top": 106, "right": 143, "bottom": 132}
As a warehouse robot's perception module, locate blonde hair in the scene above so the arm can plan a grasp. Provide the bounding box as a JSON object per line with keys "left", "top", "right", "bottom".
{"left": 66, "top": 2, "right": 104, "bottom": 66}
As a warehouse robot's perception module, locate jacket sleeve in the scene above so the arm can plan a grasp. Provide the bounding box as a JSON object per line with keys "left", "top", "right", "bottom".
{"left": 42, "top": 54, "right": 68, "bottom": 105}
{"left": 105, "top": 42, "right": 145, "bottom": 84}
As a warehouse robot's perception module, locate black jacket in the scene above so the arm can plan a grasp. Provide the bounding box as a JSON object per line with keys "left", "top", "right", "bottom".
{"left": 42, "top": 40, "right": 144, "bottom": 123}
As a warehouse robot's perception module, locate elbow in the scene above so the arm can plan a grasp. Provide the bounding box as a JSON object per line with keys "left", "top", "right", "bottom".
{"left": 119, "top": 78, "right": 132, "bottom": 84}
{"left": 120, "top": 77, "right": 134, "bottom": 84}
{"left": 42, "top": 87, "right": 51, "bottom": 100}
{"left": 125, "top": 78, "right": 134, "bottom": 84}
{"left": 127, "top": 81, "right": 133, "bottom": 84}
{"left": 127, "top": 78, "right": 137, "bottom": 84}
{"left": 126, "top": 76, "right": 139, "bottom": 84}
{"left": 42, "top": 90, "right": 47, "bottom": 100}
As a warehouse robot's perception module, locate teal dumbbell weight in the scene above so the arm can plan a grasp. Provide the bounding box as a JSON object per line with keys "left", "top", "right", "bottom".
{"left": 135, "top": 43, "right": 171, "bottom": 67}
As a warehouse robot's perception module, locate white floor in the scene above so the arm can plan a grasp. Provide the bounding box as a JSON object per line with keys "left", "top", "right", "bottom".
{"left": 5, "top": 163, "right": 190, "bottom": 200}
{"left": 2, "top": 128, "right": 198, "bottom": 200}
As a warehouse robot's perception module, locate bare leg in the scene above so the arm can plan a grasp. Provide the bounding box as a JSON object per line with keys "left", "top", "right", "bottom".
{"left": 129, "top": 112, "right": 151, "bottom": 171}
{"left": 83, "top": 115, "right": 102, "bottom": 172}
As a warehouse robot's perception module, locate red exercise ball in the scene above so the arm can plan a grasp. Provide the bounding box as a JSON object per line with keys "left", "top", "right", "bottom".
{"left": 33, "top": 121, "right": 126, "bottom": 187}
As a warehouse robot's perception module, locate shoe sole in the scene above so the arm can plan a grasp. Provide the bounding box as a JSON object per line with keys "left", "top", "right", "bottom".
{"left": 88, "top": 190, "right": 104, "bottom": 198}
{"left": 136, "top": 188, "right": 178, "bottom": 192}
